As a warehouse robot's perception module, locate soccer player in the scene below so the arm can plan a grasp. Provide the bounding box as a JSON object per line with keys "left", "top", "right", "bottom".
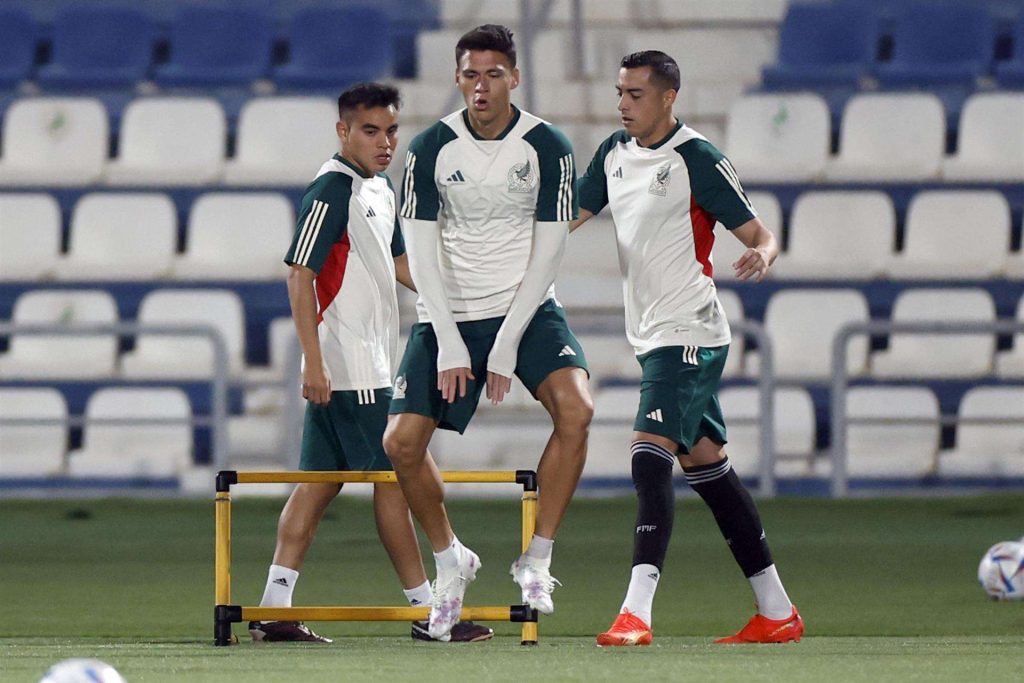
{"left": 573, "top": 51, "right": 804, "bottom": 646}
{"left": 250, "top": 82, "right": 491, "bottom": 644}
{"left": 385, "top": 25, "right": 592, "bottom": 640}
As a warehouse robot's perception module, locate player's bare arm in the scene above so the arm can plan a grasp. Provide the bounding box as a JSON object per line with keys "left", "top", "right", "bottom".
{"left": 286, "top": 264, "right": 331, "bottom": 405}
{"left": 730, "top": 217, "right": 778, "bottom": 282}
{"left": 570, "top": 208, "right": 594, "bottom": 233}
{"left": 394, "top": 253, "right": 416, "bottom": 292}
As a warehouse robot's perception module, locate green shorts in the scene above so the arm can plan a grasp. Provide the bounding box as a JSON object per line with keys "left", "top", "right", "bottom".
{"left": 389, "top": 299, "right": 588, "bottom": 433}
{"left": 299, "top": 387, "right": 394, "bottom": 471}
{"left": 634, "top": 345, "right": 729, "bottom": 453}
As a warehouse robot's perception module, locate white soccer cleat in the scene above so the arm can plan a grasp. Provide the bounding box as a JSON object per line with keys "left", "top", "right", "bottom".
{"left": 510, "top": 555, "right": 561, "bottom": 615}
{"left": 428, "top": 546, "right": 481, "bottom": 641}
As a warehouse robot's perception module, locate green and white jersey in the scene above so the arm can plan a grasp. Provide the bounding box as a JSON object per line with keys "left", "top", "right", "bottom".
{"left": 284, "top": 154, "right": 406, "bottom": 390}
{"left": 400, "top": 106, "right": 578, "bottom": 322}
{"left": 577, "top": 122, "right": 756, "bottom": 354}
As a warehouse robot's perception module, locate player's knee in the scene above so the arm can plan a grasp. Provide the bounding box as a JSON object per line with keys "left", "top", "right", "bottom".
{"left": 551, "top": 393, "right": 594, "bottom": 436}
{"left": 382, "top": 425, "right": 424, "bottom": 470}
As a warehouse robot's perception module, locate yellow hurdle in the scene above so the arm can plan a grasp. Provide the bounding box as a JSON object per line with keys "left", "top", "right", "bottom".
{"left": 214, "top": 469, "right": 540, "bottom": 646}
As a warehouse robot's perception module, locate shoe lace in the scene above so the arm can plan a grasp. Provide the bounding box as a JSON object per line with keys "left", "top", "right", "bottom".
{"left": 527, "top": 568, "right": 561, "bottom": 597}
{"left": 430, "top": 575, "right": 465, "bottom": 613}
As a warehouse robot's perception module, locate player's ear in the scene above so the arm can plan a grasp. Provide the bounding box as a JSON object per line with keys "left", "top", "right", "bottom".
{"left": 664, "top": 88, "right": 677, "bottom": 107}
{"left": 510, "top": 67, "right": 521, "bottom": 90}
{"left": 336, "top": 120, "right": 348, "bottom": 145}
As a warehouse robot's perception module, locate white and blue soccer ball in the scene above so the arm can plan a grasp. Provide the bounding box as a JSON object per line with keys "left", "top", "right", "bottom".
{"left": 978, "top": 540, "right": 1024, "bottom": 601}
{"left": 39, "top": 658, "right": 126, "bottom": 683}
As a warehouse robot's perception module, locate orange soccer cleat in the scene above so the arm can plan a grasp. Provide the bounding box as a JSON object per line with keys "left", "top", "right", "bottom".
{"left": 595, "top": 610, "right": 653, "bottom": 647}
{"left": 715, "top": 606, "right": 804, "bottom": 644}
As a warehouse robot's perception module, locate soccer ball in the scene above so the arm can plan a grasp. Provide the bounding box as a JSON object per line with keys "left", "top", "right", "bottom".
{"left": 39, "top": 658, "right": 126, "bottom": 683}
{"left": 977, "top": 541, "right": 1024, "bottom": 600}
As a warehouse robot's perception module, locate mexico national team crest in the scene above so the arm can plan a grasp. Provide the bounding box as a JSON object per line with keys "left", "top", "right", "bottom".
{"left": 649, "top": 163, "right": 671, "bottom": 196}
{"left": 507, "top": 160, "right": 537, "bottom": 193}
{"left": 394, "top": 375, "right": 407, "bottom": 399}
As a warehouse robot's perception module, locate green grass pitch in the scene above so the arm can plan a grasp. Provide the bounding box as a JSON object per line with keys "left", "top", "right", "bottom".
{"left": 3, "top": 493, "right": 1023, "bottom": 682}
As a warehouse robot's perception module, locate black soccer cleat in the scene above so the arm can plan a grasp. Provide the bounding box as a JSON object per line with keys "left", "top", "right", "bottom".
{"left": 411, "top": 620, "right": 494, "bottom": 642}
{"left": 248, "top": 620, "right": 332, "bottom": 643}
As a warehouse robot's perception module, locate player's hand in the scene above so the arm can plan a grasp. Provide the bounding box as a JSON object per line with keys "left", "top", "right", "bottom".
{"left": 733, "top": 247, "right": 771, "bottom": 282}
{"left": 302, "top": 362, "right": 331, "bottom": 406}
{"left": 438, "top": 367, "right": 475, "bottom": 404}
{"left": 485, "top": 372, "right": 513, "bottom": 405}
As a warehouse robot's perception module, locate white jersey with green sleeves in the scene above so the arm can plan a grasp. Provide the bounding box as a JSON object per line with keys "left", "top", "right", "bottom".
{"left": 400, "top": 106, "right": 578, "bottom": 323}
{"left": 284, "top": 154, "right": 406, "bottom": 390}
{"left": 576, "top": 122, "right": 758, "bottom": 354}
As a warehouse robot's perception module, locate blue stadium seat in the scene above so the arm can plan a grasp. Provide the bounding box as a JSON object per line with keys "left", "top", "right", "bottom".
{"left": 995, "top": 13, "right": 1024, "bottom": 88}
{"left": 274, "top": 6, "right": 392, "bottom": 90}
{"left": 875, "top": 3, "right": 996, "bottom": 88}
{"left": 155, "top": 7, "right": 273, "bottom": 88}
{"left": 761, "top": 3, "right": 878, "bottom": 90}
{"left": 37, "top": 7, "right": 155, "bottom": 89}
{"left": 0, "top": 8, "right": 36, "bottom": 88}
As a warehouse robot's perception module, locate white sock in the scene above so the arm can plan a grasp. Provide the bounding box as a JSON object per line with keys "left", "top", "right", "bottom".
{"left": 433, "top": 536, "right": 463, "bottom": 573}
{"left": 620, "top": 564, "right": 659, "bottom": 627}
{"left": 260, "top": 564, "right": 299, "bottom": 608}
{"left": 524, "top": 534, "right": 554, "bottom": 567}
{"left": 404, "top": 581, "right": 432, "bottom": 607}
{"left": 749, "top": 564, "right": 793, "bottom": 619}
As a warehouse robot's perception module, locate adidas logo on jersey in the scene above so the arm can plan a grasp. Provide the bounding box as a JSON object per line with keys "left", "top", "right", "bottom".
{"left": 366, "top": 206, "right": 376, "bottom": 217}
{"left": 445, "top": 170, "right": 466, "bottom": 183}
{"left": 612, "top": 166, "right": 623, "bottom": 178}
{"left": 558, "top": 345, "right": 576, "bottom": 357}
{"left": 645, "top": 409, "right": 664, "bottom": 422}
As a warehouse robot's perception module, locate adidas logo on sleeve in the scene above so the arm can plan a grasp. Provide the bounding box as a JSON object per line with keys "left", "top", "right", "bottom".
{"left": 558, "top": 345, "right": 577, "bottom": 357}
{"left": 445, "top": 170, "right": 466, "bottom": 183}
{"left": 645, "top": 409, "right": 663, "bottom": 423}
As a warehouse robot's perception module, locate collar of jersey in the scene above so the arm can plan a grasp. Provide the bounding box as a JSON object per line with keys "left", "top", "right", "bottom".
{"left": 638, "top": 119, "right": 683, "bottom": 151}
{"left": 333, "top": 153, "right": 374, "bottom": 179}
{"left": 462, "top": 105, "right": 522, "bottom": 141}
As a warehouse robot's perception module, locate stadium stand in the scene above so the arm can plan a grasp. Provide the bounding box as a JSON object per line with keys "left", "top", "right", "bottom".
{"left": 0, "top": 8, "right": 37, "bottom": 88}
{"left": 995, "top": 12, "right": 1024, "bottom": 87}
{"left": 995, "top": 295, "right": 1024, "bottom": 377}
{"left": 0, "top": 98, "right": 108, "bottom": 186}
{"left": 845, "top": 386, "right": 940, "bottom": 478}
{"left": 0, "top": 194, "right": 62, "bottom": 281}
{"left": 724, "top": 93, "right": 831, "bottom": 183}
{"left": 939, "top": 387, "right": 1024, "bottom": 477}
{"left": 718, "top": 386, "right": 816, "bottom": 475}
{"left": 0, "top": 388, "right": 67, "bottom": 477}
{"left": 943, "top": 93, "right": 1024, "bottom": 182}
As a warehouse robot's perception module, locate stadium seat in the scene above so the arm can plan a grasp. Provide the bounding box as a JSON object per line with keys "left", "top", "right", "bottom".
{"left": 712, "top": 191, "right": 781, "bottom": 282}
{"left": 557, "top": 215, "right": 622, "bottom": 310}
{"left": 56, "top": 193, "right": 176, "bottom": 281}
{"left": 120, "top": 289, "right": 246, "bottom": 379}
{"left": 994, "top": 294, "right": 1024, "bottom": 378}
{"left": 716, "top": 288, "right": 744, "bottom": 377}
{"left": 875, "top": 4, "right": 994, "bottom": 88}
{"left": 724, "top": 93, "right": 830, "bottom": 182}
{"left": 718, "top": 387, "right": 816, "bottom": 476}
{"left": 414, "top": 30, "right": 463, "bottom": 84}
{"left": 995, "top": 13, "right": 1024, "bottom": 88}
{"left": 872, "top": 288, "right": 996, "bottom": 379}
{"left": 0, "top": 98, "right": 108, "bottom": 186}
{"left": 887, "top": 191, "right": 1010, "bottom": 279}
{"left": 761, "top": 289, "right": 869, "bottom": 381}
{"left": 105, "top": 98, "right": 227, "bottom": 186}
{"left": 940, "top": 387, "right": 1024, "bottom": 478}
{"left": 826, "top": 94, "right": 945, "bottom": 181}
{"left": 37, "top": 7, "right": 155, "bottom": 88}
{"left": 68, "top": 388, "right": 193, "bottom": 478}
{"left": 0, "top": 289, "right": 118, "bottom": 379}
{"left": 943, "top": 93, "right": 1024, "bottom": 182}
{"left": 223, "top": 97, "right": 339, "bottom": 186}
{"left": 774, "top": 191, "right": 895, "bottom": 280}
{"left": 0, "top": 388, "right": 67, "bottom": 477}
{"left": 155, "top": 6, "right": 273, "bottom": 87}
{"left": 0, "top": 194, "right": 62, "bottom": 281}
{"left": 275, "top": 6, "right": 392, "bottom": 89}
{"left": 626, "top": 29, "right": 775, "bottom": 85}
{"left": 761, "top": 3, "right": 877, "bottom": 89}
{"left": 574, "top": 332, "right": 639, "bottom": 387}
{"left": 174, "top": 193, "right": 293, "bottom": 281}
{"left": 845, "top": 386, "right": 939, "bottom": 478}
{"left": 0, "top": 8, "right": 37, "bottom": 87}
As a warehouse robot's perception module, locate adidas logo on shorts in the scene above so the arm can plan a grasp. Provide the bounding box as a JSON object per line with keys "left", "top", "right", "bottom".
{"left": 645, "top": 409, "right": 663, "bottom": 422}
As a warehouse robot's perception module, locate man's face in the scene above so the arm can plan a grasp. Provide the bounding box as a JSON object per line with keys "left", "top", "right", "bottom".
{"left": 616, "top": 66, "right": 675, "bottom": 140}
{"left": 456, "top": 49, "right": 519, "bottom": 126}
{"left": 337, "top": 105, "right": 399, "bottom": 174}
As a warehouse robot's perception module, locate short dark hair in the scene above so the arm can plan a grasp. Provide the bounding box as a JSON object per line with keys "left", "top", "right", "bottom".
{"left": 337, "top": 82, "right": 401, "bottom": 120}
{"left": 620, "top": 50, "right": 681, "bottom": 91}
{"left": 455, "top": 24, "right": 516, "bottom": 67}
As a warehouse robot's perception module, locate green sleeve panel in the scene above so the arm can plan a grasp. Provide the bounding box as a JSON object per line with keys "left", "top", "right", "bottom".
{"left": 522, "top": 122, "right": 579, "bottom": 222}
{"left": 400, "top": 121, "right": 458, "bottom": 221}
{"left": 576, "top": 129, "right": 629, "bottom": 215}
{"left": 284, "top": 173, "right": 352, "bottom": 273}
{"left": 675, "top": 138, "right": 756, "bottom": 230}
{"left": 383, "top": 174, "right": 406, "bottom": 257}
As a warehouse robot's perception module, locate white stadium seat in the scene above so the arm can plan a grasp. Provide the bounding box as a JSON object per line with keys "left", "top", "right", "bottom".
{"left": 0, "top": 97, "right": 107, "bottom": 186}
{"left": 56, "top": 193, "right": 177, "bottom": 280}
{"left": 719, "top": 386, "right": 816, "bottom": 476}
{"left": 68, "top": 387, "right": 192, "bottom": 477}
{"left": 105, "top": 97, "right": 227, "bottom": 186}
{"left": 174, "top": 193, "right": 293, "bottom": 280}
{"left": 775, "top": 191, "right": 895, "bottom": 280}
{"left": 943, "top": 93, "right": 1024, "bottom": 182}
{"left": 887, "top": 191, "right": 1010, "bottom": 279}
{"left": 120, "top": 289, "right": 246, "bottom": 378}
{"left": 0, "top": 289, "right": 118, "bottom": 378}
{"left": 557, "top": 214, "right": 623, "bottom": 310}
{"left": 846, "top": 386, "right": 939, "bottom": 478}
{"left": 0, "top": 193, "right": 62, "bottom": 280}
{"left": 575, "top": 332, "right": 639, "bottom": 386}
{"left": 827, "top": 94, "right": 945, "bottom": 181}
{"left": 995, "top": 294, "right": 1024, "bottom": 378}
{"left": 0, "top": 388, "right": 67, "bottom": 477}
{"left": 712, "top": 191, "right": 781, "bottom": 282}
{"left": 224, "top": 97, "right": 338, "bottom": 186}
{"left": 940, "top": 387, "right": 1024, "bottom": 477}
{"left": 872, "top": 288, "right": 995, "bottom": 379}
{"left": 716, "top": 288, "right": 745, "bottom": 377}
{"left": 724, "top": 93, "right": 830, "bottom": 182}
{"left": 627, "top": 29, "right": 776, "bottom": 85}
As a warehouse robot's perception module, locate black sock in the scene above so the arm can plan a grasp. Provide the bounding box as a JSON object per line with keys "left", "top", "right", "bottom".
{"left": 630, "top": 441, "right": 676, "bottom": 571}
{"left": 684, "top": 456, "right": 773, "bottom": 578}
